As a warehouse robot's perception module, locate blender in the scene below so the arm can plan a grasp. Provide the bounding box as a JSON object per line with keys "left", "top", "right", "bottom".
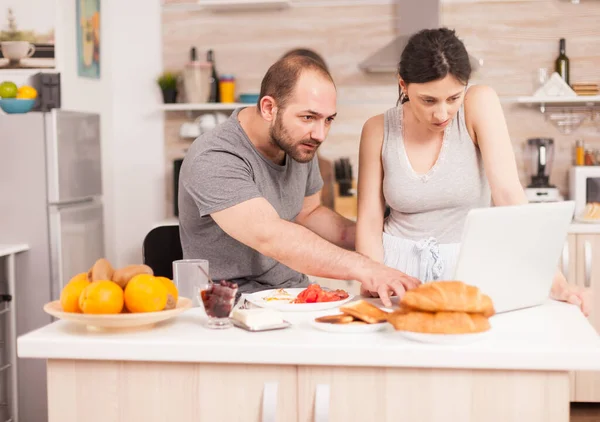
{"left": 524, "top": 138, "right": 563, "bottom": 202}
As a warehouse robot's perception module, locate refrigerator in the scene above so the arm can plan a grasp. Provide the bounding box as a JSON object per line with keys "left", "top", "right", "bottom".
{"left": 0, "top": 109, "right": 104, "bottom": 422}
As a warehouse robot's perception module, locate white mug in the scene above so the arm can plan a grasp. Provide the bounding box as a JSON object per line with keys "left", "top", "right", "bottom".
{"left": 1, "top": 41, "right": 35, "bottom": 61}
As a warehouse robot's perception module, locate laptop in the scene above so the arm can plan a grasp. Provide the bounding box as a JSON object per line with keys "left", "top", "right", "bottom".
{"left": 453, "top": 201, "right": 575, "bottom": 314}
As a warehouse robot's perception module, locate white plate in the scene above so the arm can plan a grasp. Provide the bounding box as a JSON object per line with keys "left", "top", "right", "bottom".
{"left": 310, "top": 319, "right": 390, "bottom": 334}
{"left": 245, "top": 288, "right": 354, "bottom": 312}
{"left": 395, "top": 329, "right": 491, "bottom": 345}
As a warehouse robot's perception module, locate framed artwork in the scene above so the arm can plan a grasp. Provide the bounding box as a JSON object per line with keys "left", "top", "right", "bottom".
{"left": 76, "top": 0, "right": 100, "bottom": 79}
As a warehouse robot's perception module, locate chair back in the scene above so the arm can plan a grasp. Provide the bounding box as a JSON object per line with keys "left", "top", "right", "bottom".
{"left": 142, "top": 225, "right": 183, "bottom": 279}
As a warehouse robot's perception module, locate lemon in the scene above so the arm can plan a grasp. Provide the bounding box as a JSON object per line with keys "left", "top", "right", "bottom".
{"left": 16, "top": 85, "right": 37, "bottom": 100}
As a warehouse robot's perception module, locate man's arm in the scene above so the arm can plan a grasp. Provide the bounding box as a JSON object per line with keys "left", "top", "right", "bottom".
{"left": 294, "top": 192, "right": 356, "bottom": 250}
{"left": 210, "top": 197, "right": 420, "bottom": 305}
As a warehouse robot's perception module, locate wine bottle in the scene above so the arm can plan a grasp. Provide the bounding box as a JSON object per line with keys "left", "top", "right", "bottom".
{"left": 555, "top": 38, "right": 570, "bottom": 86}
{"left": 207, "top": 49, "right": 220, "bottom": 103}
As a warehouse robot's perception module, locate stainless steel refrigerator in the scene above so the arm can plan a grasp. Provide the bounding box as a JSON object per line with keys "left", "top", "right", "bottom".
{"left": 0, "top": 109, "right": 104, "bottom": 422}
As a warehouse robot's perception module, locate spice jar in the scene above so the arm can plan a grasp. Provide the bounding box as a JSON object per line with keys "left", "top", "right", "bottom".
{"left": 584, "top": 149, "right": 595, "bottom": 166}
{"left": 219, "top": 74, "right": 236, "bottom": 103}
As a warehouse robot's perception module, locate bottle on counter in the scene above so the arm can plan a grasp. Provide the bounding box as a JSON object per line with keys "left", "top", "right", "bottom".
{"left": 219, "top": 74, "right": 236, "bottom": 103}
{"left": 555, "top": 38, "right": 570, "bottom": 86}
{"left": 575, "top": 140, "right": 585, "bottom": 166}
{"left": 206, "top": 49, "right": 220, "bottom": 103}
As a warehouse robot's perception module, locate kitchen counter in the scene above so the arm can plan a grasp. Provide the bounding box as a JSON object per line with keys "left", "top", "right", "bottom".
{"left": 16, "top": 299, "right": 600, "bottom": 422}
{"left": 0, "top": 243, "right": 29, "bottom": 257}
{"left": 16, "top": 299, "right": 600, "bottom": 371}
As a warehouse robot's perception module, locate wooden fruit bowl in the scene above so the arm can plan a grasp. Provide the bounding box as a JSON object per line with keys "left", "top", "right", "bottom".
{"left": 43, "top": 297, "right": 193, "bottom": 331}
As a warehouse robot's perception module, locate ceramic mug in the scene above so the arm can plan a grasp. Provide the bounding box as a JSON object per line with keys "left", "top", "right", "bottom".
{"left": 1, "top": 41, "right": 35, "bottom": 61}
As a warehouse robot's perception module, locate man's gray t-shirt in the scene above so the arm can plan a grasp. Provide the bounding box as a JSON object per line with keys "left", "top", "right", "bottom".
{"left": 178, "top": 108, "right": 324, "bottom": 294}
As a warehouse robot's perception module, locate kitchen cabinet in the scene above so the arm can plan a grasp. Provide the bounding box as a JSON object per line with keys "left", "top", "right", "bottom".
{"left": 562, "top": 233, "right": 600, "bottom": 402}
{"left": 47, "top": 361, "right": 297, "bottom": 422}
{"left": 297, "top": 366, "right": 568, "bottom": 422}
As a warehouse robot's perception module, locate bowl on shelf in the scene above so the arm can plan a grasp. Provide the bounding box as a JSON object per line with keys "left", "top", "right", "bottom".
{"left": 238, "top": 93, "right": 260, "bottom": 104}
{"left": 0, "top": 98, "right": 35, "bottom": 114}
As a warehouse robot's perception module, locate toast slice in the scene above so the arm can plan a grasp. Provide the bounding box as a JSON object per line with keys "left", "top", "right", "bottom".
{"left": 315, "top": 314, "right": 355, "bottom": 324}
{"left": 339, "top": 300, "right": 389, "bottom": 324}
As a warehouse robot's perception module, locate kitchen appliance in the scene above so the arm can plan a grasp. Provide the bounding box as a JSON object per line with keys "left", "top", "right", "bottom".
{"left": 358, "top": 0, "right": 482, "bottom": 73}
{"left": 0, "top": 110, "right": 104, "bottom": 422}
{"left": 569, "top": 166, "right": 600, "bottom": 218}
{"left": 524, "top": 138, "right": 563, "bottom": 203}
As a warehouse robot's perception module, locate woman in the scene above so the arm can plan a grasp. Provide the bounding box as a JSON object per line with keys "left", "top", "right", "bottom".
{"left": 356, "top": 28, "right": 591, "bottom": 315}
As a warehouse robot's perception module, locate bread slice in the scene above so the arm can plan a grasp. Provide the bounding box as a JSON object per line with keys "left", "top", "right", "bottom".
{"left": 401, "top": 281, "right": 495, "bottom": 317}
{"left": 339, "top": 300, "right": 389, "bottom": 324}
{"left": 387, "top": 309, "right": 491, "bottom": 334}
{"left": 315, "top": 314, "right": 355, "bottom": 324}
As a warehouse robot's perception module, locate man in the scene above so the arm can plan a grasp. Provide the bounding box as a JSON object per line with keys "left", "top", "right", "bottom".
{"left": 178, "top": 55, "right": 420, "bottom": 306}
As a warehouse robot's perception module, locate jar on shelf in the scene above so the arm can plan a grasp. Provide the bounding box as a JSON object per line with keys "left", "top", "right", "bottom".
{"left": 219, "top": 74, "right": 236, "bottom": 103}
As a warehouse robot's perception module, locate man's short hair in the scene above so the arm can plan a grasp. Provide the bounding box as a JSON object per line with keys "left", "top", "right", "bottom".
{"left": 257, "top": 55, "right": 334, "bottom": 112}
{"left": 280, "top": 48, "right": 329, "bottom": 71}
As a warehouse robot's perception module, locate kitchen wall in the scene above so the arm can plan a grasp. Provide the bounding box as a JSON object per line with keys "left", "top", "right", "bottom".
{"left": 162, "top": 0, "right": 600, "bottom": 216}
{"left": 56, "top": 0, "right": 165, "bottom": 267}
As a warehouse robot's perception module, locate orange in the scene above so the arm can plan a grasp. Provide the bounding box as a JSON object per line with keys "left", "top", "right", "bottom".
{"left": 156, "top": 276, "right": 178, "bottom": 303}
{"left": 60, "top": 273, "right": 90, "bottom": 313}
{"left": 124, "top": 274, "right": 168, "bottom": 313}
{"left": 16, "top": 85, "right": 37, "bottom": 99}
{"left": 79, "top": 280, "right": 124, "bottom": 314}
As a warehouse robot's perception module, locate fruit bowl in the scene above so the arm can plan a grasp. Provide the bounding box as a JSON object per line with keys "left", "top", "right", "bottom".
{"left": 0, "top": 98, "right": 35, "bottom": 114}
{"left": 43, "top": 297, "right": 193, "bottom": 331}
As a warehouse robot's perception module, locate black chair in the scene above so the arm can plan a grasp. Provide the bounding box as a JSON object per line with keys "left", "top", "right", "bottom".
{"left": 142, "top": 225, "right": 183, "bottom": 279}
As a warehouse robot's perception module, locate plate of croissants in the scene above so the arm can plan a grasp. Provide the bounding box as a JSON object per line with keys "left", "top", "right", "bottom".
{"left": 387, "top": 281, "right": 495, "bottom": 344}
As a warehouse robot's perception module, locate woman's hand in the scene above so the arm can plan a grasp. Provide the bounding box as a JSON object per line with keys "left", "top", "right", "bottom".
{"left": 550, "top": 270, "right": 592, "bottom": 317}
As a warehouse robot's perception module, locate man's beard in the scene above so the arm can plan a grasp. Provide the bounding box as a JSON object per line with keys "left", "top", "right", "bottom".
{"left": 269, "top": 113, "right": 320, "bottom": 163}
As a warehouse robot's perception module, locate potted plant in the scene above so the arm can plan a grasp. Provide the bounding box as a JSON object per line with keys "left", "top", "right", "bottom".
{"left": 157, "top": 71, "right": 179, "bottom": 104}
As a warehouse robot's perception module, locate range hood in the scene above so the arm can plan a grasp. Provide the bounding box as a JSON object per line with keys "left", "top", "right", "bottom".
{"left": 359, "top": 0, "right": 483, "bottom": 73}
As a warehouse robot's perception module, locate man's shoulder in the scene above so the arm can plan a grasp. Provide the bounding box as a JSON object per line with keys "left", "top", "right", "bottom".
{"left": 185, "top": 121, "right": 250, "bottom": 163}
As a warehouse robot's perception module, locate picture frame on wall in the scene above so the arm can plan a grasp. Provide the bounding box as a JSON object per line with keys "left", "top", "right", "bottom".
{"left": 76, "top": 0, "right": 100, "bottom": 79}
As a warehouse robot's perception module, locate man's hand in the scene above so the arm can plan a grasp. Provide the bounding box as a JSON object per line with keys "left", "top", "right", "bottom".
{"left": 550, "top": 270, "right": 592, "bottom": 317}
{"left": 356, "top": 261, "right": 421, "bottom": 307}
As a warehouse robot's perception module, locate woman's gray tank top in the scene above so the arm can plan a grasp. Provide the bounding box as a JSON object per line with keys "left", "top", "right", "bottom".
{"left": 382, "top": 101, "right": 491, "bottom": 244}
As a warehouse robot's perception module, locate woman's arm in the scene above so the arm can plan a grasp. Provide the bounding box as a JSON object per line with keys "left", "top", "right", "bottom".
{"left": 464, "top": 84, "right": 528, "bottom": 206}
{"left": 356, "top": 114, "right": 387, "bottom": 263}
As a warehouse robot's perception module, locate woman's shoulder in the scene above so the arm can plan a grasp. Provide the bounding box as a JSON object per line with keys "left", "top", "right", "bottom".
{"left": 464, "top": 84, "right": 501, "bottom": 110}
{"left": 363, "top": 113, "right": 385, "bottom": 131}
{"left": 463, "top": 84, "right": 502, "bottom": 136}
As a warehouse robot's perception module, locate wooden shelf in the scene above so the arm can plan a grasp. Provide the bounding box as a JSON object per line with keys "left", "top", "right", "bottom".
{"left": 163, "top": 0, "right": 290, "bottom": 12}
{"left": 160, "top": 103, "right": 247, "bottom": 111}
{"left": 514, "top": 95, "right": 600, "bottom": 105}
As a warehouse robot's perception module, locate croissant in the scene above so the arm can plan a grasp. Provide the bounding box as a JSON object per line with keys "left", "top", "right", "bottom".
{"left": 401, "top": 281, "right": 495, "bottom": 317}
{"left": 387, "top": 309, "right": 491, "bottom": 334}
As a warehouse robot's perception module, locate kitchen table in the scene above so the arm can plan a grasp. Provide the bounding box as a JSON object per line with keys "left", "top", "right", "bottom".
{"left": 17, "top": 299, "right": 600, "bottom": 422}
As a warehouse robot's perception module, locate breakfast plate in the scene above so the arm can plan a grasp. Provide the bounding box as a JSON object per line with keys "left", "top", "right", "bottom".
{"left": 310, "top": 319, "right": 390, "bottom": 334}
{"left": 43, "top": 297, "right": 193, "bottom": 331}
{"left": 245, "top": 286, "right": 353, "bottom": 312}
{"left": 395, "top": 329, "right": 491, "bottom": 345}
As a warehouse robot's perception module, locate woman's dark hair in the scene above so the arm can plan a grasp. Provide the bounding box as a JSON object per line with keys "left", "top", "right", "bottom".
{"left": 281, "top": 48, "right": 329, "bottom": 72}
{"left": 398, "top": 28, "right": 471, "bottom": 104}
